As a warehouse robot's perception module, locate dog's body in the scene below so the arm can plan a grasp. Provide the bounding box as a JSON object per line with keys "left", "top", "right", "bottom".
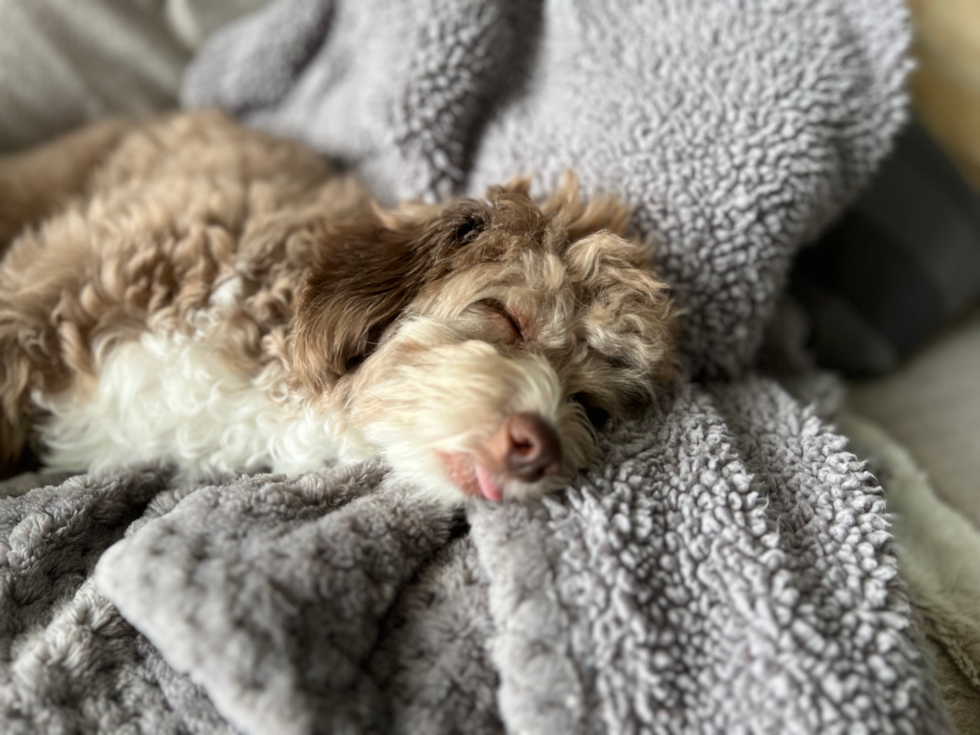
{"left": 0, "top": 112, "right": 676, "bottom": 503}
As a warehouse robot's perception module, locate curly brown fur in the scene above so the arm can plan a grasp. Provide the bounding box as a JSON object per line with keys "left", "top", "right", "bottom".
{"left": 0, "top": 111, "right": 676, "bottom": 502}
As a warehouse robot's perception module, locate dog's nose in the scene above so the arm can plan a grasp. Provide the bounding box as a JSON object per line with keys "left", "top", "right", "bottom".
{"left": 499, "top": 412, "right": 562, "bottom": 482}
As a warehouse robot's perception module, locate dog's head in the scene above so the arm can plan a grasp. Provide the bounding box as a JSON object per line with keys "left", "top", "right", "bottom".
{"left": 294, "top": 177, "right": 677, "bottom": 504}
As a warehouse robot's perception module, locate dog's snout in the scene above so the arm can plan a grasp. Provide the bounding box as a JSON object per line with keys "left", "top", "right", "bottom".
{"left": 499, "top": 412, "right": 562, "bottom": 482}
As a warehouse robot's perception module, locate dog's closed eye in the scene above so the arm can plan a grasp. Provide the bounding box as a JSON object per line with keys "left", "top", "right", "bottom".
{"left": 476, "top": 298, "right": 523, "bottom": 344}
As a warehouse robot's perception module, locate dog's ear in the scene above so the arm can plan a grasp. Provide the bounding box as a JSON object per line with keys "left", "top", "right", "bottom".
{"left": 293, "top": 199, "right": 490, "bottom": 392}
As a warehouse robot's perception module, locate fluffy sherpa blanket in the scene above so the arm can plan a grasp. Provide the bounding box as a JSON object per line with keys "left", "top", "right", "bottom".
{"left": 0, "top": 0, "right": 954, "bottom": 733}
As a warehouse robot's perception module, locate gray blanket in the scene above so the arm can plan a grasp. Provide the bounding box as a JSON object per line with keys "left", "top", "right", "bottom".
{"left": 0, "top": 0, "right": 953, "bottom": 733}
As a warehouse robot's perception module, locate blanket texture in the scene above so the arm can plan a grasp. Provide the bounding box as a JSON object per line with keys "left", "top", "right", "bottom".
{"left": 0, "top": 0, "right": 954, "bottom": 733}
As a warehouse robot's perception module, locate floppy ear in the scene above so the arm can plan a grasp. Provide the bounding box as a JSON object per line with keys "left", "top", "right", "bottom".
{"left": 293, "top": 199, "right": 489, "bottom": 392}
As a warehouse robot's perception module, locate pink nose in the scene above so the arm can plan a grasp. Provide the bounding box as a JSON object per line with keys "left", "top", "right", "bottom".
{"left": 495, "top": 412, "right": 562, "bottom": 483}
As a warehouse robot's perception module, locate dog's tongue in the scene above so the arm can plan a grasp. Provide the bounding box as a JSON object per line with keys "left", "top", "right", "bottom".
{"left": 475, "top": 464, "right": 504, "bottom": 502}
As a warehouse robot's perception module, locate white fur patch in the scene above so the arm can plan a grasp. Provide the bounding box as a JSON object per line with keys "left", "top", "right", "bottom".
{"left": 36, "top": 332, "right": 342, "bottom": 476}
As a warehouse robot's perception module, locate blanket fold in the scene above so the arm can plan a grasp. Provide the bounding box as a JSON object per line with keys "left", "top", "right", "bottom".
{"left": 0, "top": 0, "right": 955, "bottom": 732}
{"left": 96, "top": 463, "right": 458, "bottom": 735}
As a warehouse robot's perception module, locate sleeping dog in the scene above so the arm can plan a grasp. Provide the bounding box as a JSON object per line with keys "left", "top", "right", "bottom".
{"left": 0, "top": 112, "right": 676, "bottom": 503}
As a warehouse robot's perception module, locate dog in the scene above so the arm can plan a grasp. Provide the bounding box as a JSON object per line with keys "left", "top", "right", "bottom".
{"left": 0, "top": 111, "right": 677, "bottom": 504}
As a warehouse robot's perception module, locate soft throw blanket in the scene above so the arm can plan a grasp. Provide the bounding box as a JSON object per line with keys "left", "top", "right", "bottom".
{"left": 0, "top": 0, "right": 953, "bottom": 733}
{"left": 843, "top": 411, "right": 980, "bottom": 733}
